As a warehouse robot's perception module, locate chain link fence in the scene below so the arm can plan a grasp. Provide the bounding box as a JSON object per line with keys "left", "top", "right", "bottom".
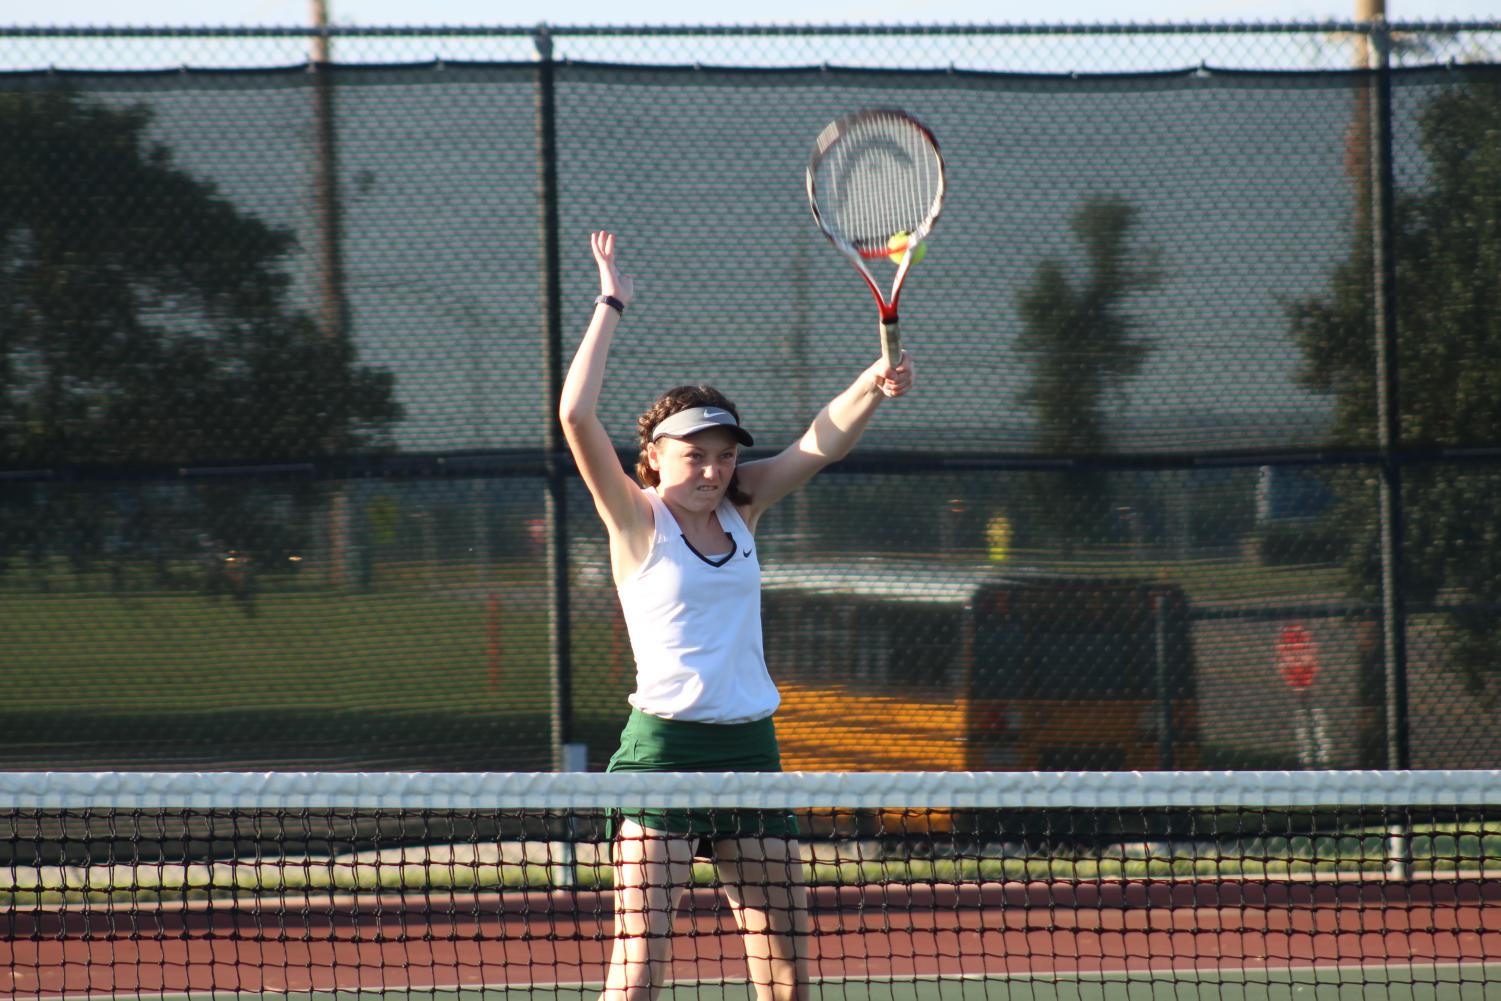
{"left": 4, "top": 22, "right": 1501, "bottom": 73}
{"left": 2, "top": 22, "right": 1500, "bottom": 773}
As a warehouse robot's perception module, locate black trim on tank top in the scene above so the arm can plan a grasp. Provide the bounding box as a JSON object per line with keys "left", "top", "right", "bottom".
{"left": 681, "top": 532, "right": 736, "bottom": 567}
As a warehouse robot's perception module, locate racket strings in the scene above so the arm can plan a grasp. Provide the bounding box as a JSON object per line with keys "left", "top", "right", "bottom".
{"left": 816, "top": 111, "right": 941, "bottom": 258}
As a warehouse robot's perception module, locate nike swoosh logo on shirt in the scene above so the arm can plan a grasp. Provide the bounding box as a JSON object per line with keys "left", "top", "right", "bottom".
{"left": 742, "top": 549, "right": 752, "bottom": 558}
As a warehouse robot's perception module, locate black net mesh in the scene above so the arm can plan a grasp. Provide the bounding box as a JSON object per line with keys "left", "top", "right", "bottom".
{"left": 2, "top": 770, "right": 1499, "bottom": 999}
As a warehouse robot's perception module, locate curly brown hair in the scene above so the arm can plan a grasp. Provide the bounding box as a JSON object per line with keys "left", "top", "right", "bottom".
{"left": 636, "top": 385, "right": 752, "bottom": 505}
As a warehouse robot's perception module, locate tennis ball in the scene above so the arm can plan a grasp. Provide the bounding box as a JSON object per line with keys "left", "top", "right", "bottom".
{"left": 886, "top": 231, "right": 927, "bottom": 266}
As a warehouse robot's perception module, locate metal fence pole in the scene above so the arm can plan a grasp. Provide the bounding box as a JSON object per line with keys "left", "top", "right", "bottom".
{"left": 1367, "top": 16, "right": 1412, "bottom": 879}
{"left": 310, "top": 4, "right": 352, "bottom": 589}
{"left": 1367, "top": 18, "right": 1409, "bottom": 773}
{"left": 1154, "top": 592, "right": 1175, "bottom": 771}
{"left": 535, "top": 24, "right": 574, "bottom": 772}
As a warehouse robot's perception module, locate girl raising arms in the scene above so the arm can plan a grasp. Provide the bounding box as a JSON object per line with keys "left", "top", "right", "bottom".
{"left": 558, "top": 231, "right": 914, "bottom": 1001}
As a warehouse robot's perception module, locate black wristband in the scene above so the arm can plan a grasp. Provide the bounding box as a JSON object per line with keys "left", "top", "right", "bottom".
{"left": 594, "top": 294, "right": 625, "bottom": 315}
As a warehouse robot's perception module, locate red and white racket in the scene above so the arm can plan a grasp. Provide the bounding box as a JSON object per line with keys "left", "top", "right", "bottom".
{"left": 806, "top": 108, "right": 946, "bottom": 368}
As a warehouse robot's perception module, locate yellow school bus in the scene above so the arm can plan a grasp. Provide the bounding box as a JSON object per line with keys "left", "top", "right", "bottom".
{"left": 760, "top": 561, "right": 1198, "bottom": 774}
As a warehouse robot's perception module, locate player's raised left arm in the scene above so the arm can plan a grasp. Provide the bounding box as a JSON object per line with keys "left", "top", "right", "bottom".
{"left": 737, "top": 353, "right": 913, "bottom": 524}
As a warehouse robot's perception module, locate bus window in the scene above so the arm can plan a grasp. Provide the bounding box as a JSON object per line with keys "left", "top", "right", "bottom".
{"left": 761, "top": 564, "right": 1197, "bottom": 772}
{"left": 766, "top": 594, "right": 959, "bottom": 693}
{"left": 973, "top": 585, "right": 1193, "bottom": 701}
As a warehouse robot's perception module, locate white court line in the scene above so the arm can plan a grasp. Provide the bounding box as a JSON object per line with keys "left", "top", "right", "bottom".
{"left": 32, "top": 960, "right": 1501, "bottom": 1001}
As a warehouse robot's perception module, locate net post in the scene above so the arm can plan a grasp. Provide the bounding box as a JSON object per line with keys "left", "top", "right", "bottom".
{"left": 1386, "top": 813, "right": 1412, "bottom": 881}
{"left": 534, "top": 21, "right": 575, "bottom": 775}
{"left": 548, "top": 744, "right": 590, "bottom": 888}
{"left": 547, "top": 822, "right": 578, "bottom": 889}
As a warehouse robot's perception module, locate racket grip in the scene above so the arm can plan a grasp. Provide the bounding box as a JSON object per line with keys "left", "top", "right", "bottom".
{"left": 879, "top": 317, "right": 902, "bottom": 370}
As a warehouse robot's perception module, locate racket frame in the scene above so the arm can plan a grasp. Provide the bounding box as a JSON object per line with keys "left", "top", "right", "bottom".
{"left": 806, "top": 107, "right": 946, "bottom": 368}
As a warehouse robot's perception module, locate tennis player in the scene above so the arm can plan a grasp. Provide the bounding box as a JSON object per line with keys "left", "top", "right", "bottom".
{"left": 560, "top": 231, "right": 912, "bottom": 1001}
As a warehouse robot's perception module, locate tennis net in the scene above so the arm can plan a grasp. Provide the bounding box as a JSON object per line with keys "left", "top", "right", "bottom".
{"left": 3, "top": 769, "right": 1500, "bottom": 1000}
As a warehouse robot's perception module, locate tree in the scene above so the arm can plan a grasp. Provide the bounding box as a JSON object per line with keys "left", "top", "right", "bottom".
{"left": 0, "top": 88, "right": 400, "bottom": 467}
{"left": 1290, "top": 75, "right": 1501, "bottom": 697}
{"left": 0, "top": 89, "right": 402, "bottom": 581}
{"left": 1015, "top": 194, "right": 1160, "bottom": 550}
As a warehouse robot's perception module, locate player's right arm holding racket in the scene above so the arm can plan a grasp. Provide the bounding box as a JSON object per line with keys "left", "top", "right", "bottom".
{"left": 557, "top": 231, "right": 653, "bottom": 583}
{"left": 561, "top": 228, "right": 914, "bottom": 552}
{"left": 566, "top": 110, "right": 939, "bottom": 561}
{"left": 735, "top": 349, "right": 912, "bottom": 532}
{"left": 738, "top": 108, "right": 941, "bottom": 529}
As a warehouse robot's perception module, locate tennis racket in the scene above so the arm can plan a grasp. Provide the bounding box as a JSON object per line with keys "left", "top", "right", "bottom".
{"left": 806, "top": 108, "right": 945, "bottom": 368}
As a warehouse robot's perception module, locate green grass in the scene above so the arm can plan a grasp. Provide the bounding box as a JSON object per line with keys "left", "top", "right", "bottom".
{"left": 0, "top": 551, "right": 1351, "bottom": 719}
{"left": 3, "top": 859, "right": 564, "bottom": 906}
{"left": 0, "top": 560, "right": 644, "bottom": 769}
{"left": 8, "top": 821, "right": 1497, "bottom": 906}
{"left": 1, "top": 585, "right": 551, "bottom": 715}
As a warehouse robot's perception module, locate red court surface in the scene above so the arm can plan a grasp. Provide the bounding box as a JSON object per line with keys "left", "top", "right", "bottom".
{"left": 5, "top": 878, "right": 1500, "bottom": 997}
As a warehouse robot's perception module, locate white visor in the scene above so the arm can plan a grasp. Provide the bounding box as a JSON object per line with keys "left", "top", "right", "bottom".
{"left": 650, "top": 406, "right": 754, "bottom": 446}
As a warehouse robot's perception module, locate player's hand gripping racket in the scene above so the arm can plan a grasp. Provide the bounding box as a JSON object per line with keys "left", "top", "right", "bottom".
{"left": 806, "top": 108, "right": 945, "bottom": 369}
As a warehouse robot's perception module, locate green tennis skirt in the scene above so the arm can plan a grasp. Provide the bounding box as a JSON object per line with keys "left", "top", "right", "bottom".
{"left": 606, "top": 708, "right": 800, "bottom": 842}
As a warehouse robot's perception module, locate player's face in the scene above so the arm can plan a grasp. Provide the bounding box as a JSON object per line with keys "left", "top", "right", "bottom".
{"left": 651, "top": 428, "right": 739, "bottom": 510}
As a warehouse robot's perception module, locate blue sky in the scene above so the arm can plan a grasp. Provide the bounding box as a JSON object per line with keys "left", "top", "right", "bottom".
{"left": 16, "top": 0, "right": 1499, "bottom": 26}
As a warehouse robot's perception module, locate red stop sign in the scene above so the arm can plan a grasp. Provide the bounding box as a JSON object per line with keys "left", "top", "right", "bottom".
{"left": 1276, "top": 623, "right": 1319, "bottom": 689}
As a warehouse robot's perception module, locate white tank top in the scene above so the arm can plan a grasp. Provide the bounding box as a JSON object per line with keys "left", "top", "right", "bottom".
{"left": 616, "top": 488, "right": 780, "bottom": 723}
